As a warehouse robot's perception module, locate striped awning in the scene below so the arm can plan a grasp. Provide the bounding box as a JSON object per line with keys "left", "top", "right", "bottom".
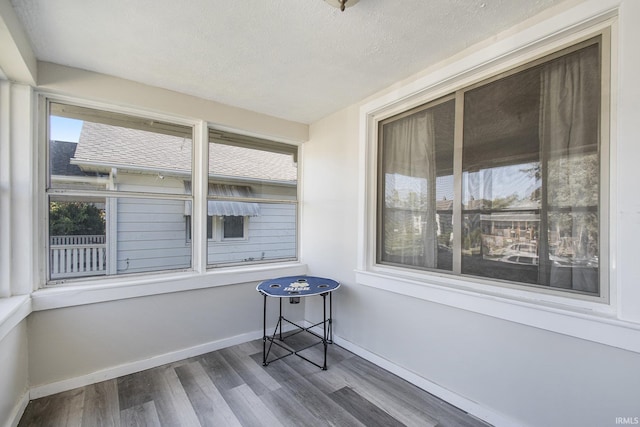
{"left": 183, "top": 182, "right": 260, "bottom": 217}
{"left": 184, "top": 200, "right": 260, "bottom": 217}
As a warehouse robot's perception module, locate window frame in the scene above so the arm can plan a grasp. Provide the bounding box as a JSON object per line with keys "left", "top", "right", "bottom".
{"left": 359, "top": 24, "right": 613, "bottom": 311}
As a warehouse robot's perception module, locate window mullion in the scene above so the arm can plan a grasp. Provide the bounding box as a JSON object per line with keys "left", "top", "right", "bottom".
{"left": 192, "top": 121, "right": 209, "bottom": 274}
{"left": 452, "top": 90, "right": 464, "bottom": 274}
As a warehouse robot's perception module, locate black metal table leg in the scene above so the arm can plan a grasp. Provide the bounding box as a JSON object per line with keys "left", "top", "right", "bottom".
{"left": 279, "top": 298, "right": 283, "bottom": 341}
{"left": 322, "top": 292, "right": 327, "bottom": 370}
{"left": 262, "top": 293, "right": 267, "bottom": 366}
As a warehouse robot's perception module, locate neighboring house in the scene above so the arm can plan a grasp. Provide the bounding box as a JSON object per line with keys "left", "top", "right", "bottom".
{"left": 49, "top": 121, "right": 297, "bottom": 279}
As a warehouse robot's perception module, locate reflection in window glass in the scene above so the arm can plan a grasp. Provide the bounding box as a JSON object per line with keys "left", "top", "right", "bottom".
{"left": 462, "top": 43, "right": 600, "bottom": 293}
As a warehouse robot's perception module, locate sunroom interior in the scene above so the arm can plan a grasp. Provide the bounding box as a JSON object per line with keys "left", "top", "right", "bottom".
{"left": 2, "top": 1, "right": 640, "bottom": 426}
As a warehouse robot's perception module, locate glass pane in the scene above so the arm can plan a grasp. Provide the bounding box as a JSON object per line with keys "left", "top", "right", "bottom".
{"left": 378, "top": 99, "right": 455, "bottom": 271}
{"left": 207, "top": 203, "right": 297, "bottom": 266}
{"left": 49, "top": 103, "right": 193, "bottom": 195}
{"left": 223, "top": 216, "right": 244, "bottom": 239}
{"left": 49, "top": 196, "right": 191, "bottom": 281}
{"left": 207, "top": 136, "right": 298, "bottom": 266}
{"left": 208, "top": 142, "right": 297, "bottom": 200}
{"left": 461, "top": 42, "right": 600, "bottom": 294}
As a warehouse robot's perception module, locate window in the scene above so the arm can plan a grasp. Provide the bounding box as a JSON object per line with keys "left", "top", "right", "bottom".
{"left": 185, "top": 215, "right": 213, "bottom": 241}
{"left": 206, "top": 129, "right": 298, "bottom": 266}
{"left": 47, "top": 102, "right": 193, "bottom": 282}
{"left": 222, "top": 216, "right": 245, "bottom": 239}
{"left": 377, "top": 36, "right": 605, "bottom": 297}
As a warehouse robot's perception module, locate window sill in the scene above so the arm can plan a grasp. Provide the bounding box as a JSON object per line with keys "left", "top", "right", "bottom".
{"left": 0, "top": 295, "right": 32, "bottom": 342}
{"left": 32, "top": 262, "right": 307, "bottom": 311}
{"left": 355, "top": 269, "right": 640, "bottom": 354}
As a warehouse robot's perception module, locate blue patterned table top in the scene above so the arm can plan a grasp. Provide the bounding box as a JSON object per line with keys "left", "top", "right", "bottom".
{"left": 257, "top": 275, "right": 340, "bottom": 298}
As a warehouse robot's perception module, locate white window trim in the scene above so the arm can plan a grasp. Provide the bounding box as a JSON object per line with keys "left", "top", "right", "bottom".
{"left": 357, "top": 2, "right": 640, "bottom": 354}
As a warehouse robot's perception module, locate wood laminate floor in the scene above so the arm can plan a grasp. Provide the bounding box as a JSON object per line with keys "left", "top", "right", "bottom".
{"left": 19, "top": 333, "right": 491, "bottom": 427}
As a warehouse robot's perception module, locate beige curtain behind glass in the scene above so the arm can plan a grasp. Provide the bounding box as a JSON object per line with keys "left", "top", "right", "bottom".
{"left": 383, "top": 110, "right": 438, "bottom": 268}
{"left": 538, "top": 45, "right": 599, "bottom": 293}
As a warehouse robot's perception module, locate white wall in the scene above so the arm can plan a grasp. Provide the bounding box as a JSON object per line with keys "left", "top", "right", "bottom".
{"left": 301, "top": 1, "right": 640, "bottom": 426}
{"left": 0, "top": 320, "right": 28, "bottom": 427}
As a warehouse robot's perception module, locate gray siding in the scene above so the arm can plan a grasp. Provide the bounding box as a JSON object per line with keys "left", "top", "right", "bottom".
{"left": 208, "top": 203, "right": 296, "bottom": 265}
{"left": 114, "top": 198, "right": 296, "bottom": 273}
{"left": 116, "top": 198, "right": 191, "bottom": 274}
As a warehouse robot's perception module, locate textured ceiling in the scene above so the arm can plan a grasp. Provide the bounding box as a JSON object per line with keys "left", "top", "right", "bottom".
{"left": 11, "top": 0, "right": 565, "bottom": 124}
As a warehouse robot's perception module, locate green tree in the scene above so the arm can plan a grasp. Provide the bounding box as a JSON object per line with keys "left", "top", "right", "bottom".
{"left": 49, "top": 202, "right": 105, "bottom": 236}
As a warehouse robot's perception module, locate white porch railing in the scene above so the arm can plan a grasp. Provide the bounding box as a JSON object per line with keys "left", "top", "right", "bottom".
{"left": 50, "top": 235, "right": 107, "bottom": 279}
{"left": 50, "top": 235, "right": 106, "bottom": 245}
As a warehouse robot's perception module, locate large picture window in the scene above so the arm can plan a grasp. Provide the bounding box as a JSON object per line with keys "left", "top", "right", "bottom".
{"left": 377, "top": 36, "right": 605, "bottom": 296}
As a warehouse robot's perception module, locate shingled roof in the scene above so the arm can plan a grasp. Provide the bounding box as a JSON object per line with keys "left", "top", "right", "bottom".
{"left": 49, "top": 140, "right": 95, "bottom": 177}
{"left": 72, "top": 121, "right": 297, "bottom": 182}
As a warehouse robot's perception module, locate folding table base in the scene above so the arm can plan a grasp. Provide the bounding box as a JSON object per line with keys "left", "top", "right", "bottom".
{"left": 261, "top": 292, "right": 333, "bottom": 370}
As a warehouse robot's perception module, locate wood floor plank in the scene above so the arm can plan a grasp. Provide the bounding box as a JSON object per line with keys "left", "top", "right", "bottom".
{"left": 258, "top": 385, "right": 331, "bottom": 427}
{"left": 223, "top": 383, "right": 285, "bottom": 427}
{"left": 218, "top": 344, "right": 281, "bottom": 396}
{"left": 329, "top": 386, "right": 406, "bottom": 427}
{"left": 19, "top": 388, "right": 85, "bottom": 427}
{"left": 198, "top": 349, "right": 245, "bottom": 392}
{"left": 81, "top": 379, "right": 120, "bottom": 427}
{"left": 119, "top": 401, "right": 161, "bottom": 427}
{"left": 276, "top": 373, "right": 366, "bottom": 427}
{"left": 174, "top": 361, "right": 242, "bottom": 427}
{"left": 324, "top": 365, "right": 440, "bottom": 427}
{"left": 142, "top": 365, "right": 201, "bottom": 427}
{"left": 303, "top": 363, "right": 353, "bottom": 394}
{"left": 116, "top": 369, "right": 155, "bottom": 412}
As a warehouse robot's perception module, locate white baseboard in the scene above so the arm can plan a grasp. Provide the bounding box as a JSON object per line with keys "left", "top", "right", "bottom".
{"left": 4, "top": 390, "right": 29, "bottom": 427}
{"left": 29, "top": 330, "right": 264, "bottom": 399}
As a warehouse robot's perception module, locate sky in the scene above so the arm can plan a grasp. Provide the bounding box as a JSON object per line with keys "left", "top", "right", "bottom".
{"left": 50, "top": 116, "right": 83, "bottom": 142}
